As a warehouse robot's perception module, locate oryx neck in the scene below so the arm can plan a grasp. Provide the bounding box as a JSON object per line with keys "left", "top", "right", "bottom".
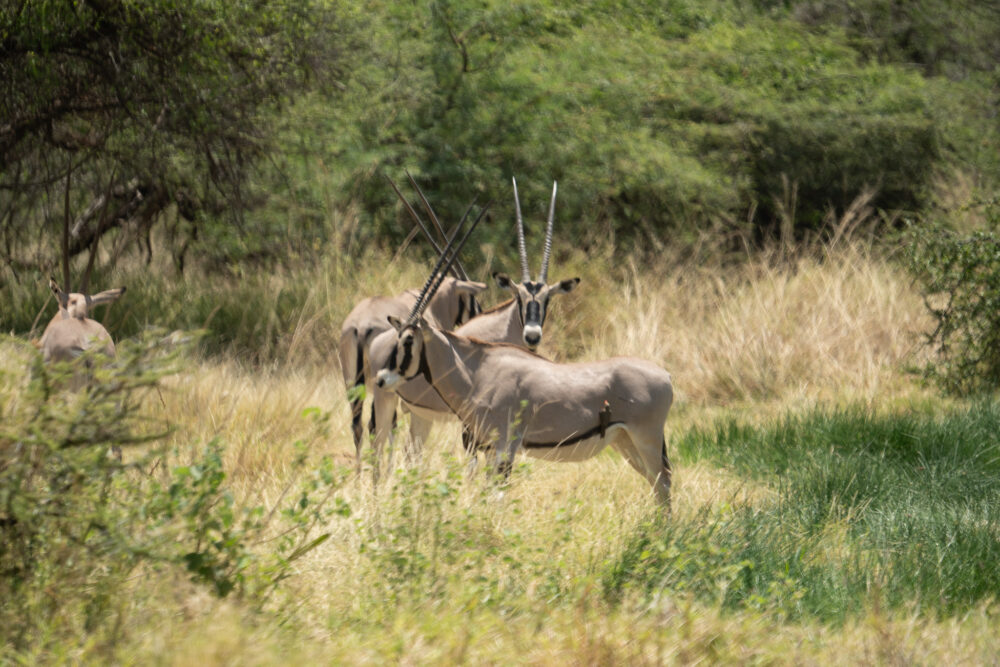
{"left": 455, "top": 298, "right": 522, "bottom": 345}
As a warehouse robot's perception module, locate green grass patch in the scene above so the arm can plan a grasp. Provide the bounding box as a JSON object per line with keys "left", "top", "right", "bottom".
{"left": 605, "top": 402, "right": 1000, "bottom": 623}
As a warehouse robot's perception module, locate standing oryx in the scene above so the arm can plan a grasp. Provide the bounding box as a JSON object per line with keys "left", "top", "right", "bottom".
{"left": 39, "top": 278, "right": 126, "bottom": 363}
{"left": 374, "top": 248, "right": 674, "bottom": 507}
{"left": 366, "top": 178, "right": 580, "bottom": 458}
{"left": 337, "top": 181, "right": 489, "bottom": 472}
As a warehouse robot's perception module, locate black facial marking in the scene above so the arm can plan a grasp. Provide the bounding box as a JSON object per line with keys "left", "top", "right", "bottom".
{"left": 387, "top": 345, "right": 398, "bottom": 372}
{"left": 455, "top": 295, "right": 467, "bottom": 327}
{"left": 525, "top": 281, "right": 542, "bottom": 296}
{"left": 399, "top": 337, "right": 414, "bottom": 376}
{"left": 525, "top": 300, "right": 541, "bottom": 325}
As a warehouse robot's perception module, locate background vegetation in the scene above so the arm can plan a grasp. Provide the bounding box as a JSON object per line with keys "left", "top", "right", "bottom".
{"left": 3, "top": 0, "right": 1000, "bottom": 663}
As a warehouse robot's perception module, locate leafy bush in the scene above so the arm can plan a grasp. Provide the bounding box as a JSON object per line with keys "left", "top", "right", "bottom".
{"left": 0, "top": 332, "right": 349, "bottom": 654}
{"left": 905, "top": 206, "right": 1000, "bottom": 395}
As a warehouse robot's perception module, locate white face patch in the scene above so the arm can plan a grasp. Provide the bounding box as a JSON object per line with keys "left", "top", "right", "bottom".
{"left": 66, "top": 295, "right": 88, "bottom": 319}
{"left": 522, "top": 323, "right": 543, "bottom": 349}
{"left": 376, "top": 368, "right": 404, "bottom": 390}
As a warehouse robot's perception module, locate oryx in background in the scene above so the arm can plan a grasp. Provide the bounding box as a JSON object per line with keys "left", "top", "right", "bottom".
{"left": 39, "top": 278, "right": 126, "bottom": 364}
{"left": 374, "top": 249, "right": 674, "bottom": 507}
{"left": 367, "top": 178, "right": 580, "bottom": 459}
{"left": 337, "top": 178, "right": 489, "bottom": 472}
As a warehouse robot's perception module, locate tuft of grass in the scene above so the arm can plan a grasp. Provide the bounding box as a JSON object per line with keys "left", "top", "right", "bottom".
{"left": 606, "top": 401, "right": 1000, "bottom": 623}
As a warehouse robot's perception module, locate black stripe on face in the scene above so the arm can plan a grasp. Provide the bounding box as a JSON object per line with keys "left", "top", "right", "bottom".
{"left": 525, "top": 300, "right": 541, "bottom": 325}
{"left": 455, "top": 295, "right": 467, "bottom": 327}
{"left": 399, "top": 336, "right": 415, "bottom": 378}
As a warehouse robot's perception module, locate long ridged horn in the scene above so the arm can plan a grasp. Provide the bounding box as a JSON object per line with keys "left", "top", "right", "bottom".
{"left": 539, "top": 181, "right": 557, "bottom": 283}
{"left": 406, "top": 170, "right": 472, "bottom": 281}
{"left": 410, "top": 202, "right": 490, "bottom": 323}
{"left": 512, "top": 177, "right": 530, "bottom": 283}
{"left": 406, "top": 214, "right": 468, "bottom": 323}
{"left": 386, "top": 174, "right": 463, "bottom": 279}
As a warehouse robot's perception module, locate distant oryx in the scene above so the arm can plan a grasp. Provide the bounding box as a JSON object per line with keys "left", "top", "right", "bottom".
{"left": 374, "top": 223, "right": 674, "bottom": 507}
{"left": 337, "top": 180, "right": 489, "bottom": 472}
{"left": 39, "top": 278, "right": 126, "bottom": 364}
{"left": 367, "top": 178, "right": 580, "bottom": 458}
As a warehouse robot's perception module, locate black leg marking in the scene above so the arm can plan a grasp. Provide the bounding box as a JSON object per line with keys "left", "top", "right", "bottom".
{"left": 350, "top": 396, "right": 364, "bottom": 452}
{"left": 461, "top": 426, "right": 477, "bottom": 455}
{"left": 351, "top": 341, "right": 365, "bottom": 452}
{"left": 497, "top": 458, "right": 513, "bottom": 480}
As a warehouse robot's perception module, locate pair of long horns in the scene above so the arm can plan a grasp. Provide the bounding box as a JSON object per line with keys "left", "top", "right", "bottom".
{"left": 386, "top": 172, "right": 472, "bottom": 282}
{"left": 513, "top": 178, "right": 557, "bottom": 284}
{"left": 406, "top": 200, "right": 490, "bottom": 324}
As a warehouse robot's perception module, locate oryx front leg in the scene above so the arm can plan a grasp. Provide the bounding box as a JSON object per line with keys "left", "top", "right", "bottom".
{"left": 406, "top": 412, "right": 434, "bottom": 464}
{"left": 370, "top": 385, "right": 400, "bottom": 482}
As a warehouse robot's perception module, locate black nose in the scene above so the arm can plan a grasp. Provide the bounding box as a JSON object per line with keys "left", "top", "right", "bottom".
{"left": 376, "top": 377, "right": 384, "bottom": 388}
{"left": 525, "top": 333, "right": 540, "bottom": 346}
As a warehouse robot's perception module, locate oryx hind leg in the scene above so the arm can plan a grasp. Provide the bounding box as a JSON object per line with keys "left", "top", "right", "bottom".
{"left": 613, "top": 428, "right": 672, "bottom": 507}
{"left": 338, "top": 330, "right": 366, "bottom": 464}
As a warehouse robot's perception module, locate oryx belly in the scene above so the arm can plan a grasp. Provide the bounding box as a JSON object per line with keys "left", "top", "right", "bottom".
{"left": 401, "top": 399, "right": 452, "bottom": 424}
{"left": 521, "top": 424, "right": 625, "bottom": 462}
{"left": 396, "top": 376, "right": 451, "bottom": 417}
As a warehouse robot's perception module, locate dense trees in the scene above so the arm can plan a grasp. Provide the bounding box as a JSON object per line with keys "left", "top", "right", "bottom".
{"left": 1, "top": 0, "right": 998, "bottom": 274}
{"left": 0, "top": 0, "right": 345, "bottom": 284}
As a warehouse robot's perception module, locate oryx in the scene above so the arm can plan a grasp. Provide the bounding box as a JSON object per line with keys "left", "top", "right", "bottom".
{"left": 366, "top": 178, "right": 580, "bottom": 458}
{"left": 337, "top": 182, "right": 489, "bottom": 471}
{"left": 374, "top": 251, "right": 674, "bottom": 507}
{"left": 39, "top": 278, "right": 126, "bottom": 364}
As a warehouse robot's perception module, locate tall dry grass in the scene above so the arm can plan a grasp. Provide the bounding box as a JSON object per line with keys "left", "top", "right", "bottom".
{"left": 6, "top": 236, "right": 983, "bottom": 665}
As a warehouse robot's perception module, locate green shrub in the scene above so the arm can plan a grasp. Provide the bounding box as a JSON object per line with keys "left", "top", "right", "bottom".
{"left": 0, "top": 333, "right": 349, "bottom": 655}
{"left": 904, "top": 207, "right": 1000, "bottom": 395}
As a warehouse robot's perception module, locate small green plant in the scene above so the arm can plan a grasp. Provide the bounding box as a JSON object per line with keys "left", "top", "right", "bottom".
{"left": 0, "top": 333, "right": 351, "bottom": 655}
{"left": 904, "top": 206, "right": 1000, "bottom": 395}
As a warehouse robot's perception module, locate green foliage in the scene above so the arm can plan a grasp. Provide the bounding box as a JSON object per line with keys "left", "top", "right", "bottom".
{"left": 4, "top": 0, "right": 999, "bottom": 272}
{"left": 605, "top": 403, "right": 1000, "bottom": 622}
{"left": 300, "top": 0, "right": 956, "bottom": 254}
{"left": 0, "top": 333, "right": 350, "bottom": 655}
{"left": 0, "top": 0, "right": 346, "bottom": 274}
{"left": 786, "top": 0, "right": 1000, "bottom": 77}
{"left": 904, "top": 207, "right": 1000, "bottom": 395}
{"left": 143, "top": 438, "right": 347, "bottom": 600}
{"left": 353, "top": 456, "right": 581, "bottom": 620}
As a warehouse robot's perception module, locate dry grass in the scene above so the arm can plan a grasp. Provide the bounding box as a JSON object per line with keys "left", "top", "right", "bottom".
{"left": 7, "top": 239, "right": 991, "bottom": 665}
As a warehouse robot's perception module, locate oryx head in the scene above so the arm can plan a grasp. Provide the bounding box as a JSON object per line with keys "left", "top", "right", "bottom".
{"left": 376, "top": 200, "right": 488, "bottom": 391}
{"left": 49, "top": 277, "right": 126, "bottom": 320}
{"left": 493, "top": 179, "right": 580, "bottom": 350}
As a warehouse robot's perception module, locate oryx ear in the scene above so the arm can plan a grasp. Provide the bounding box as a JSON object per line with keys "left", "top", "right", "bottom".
{"left": 554, "top": 277, "right": 580, "bottom": 294}
{"left": 493, "top": 272, "right": 514, "bottom": 289}
{"left": 387, "top": 315, "right": 405, "bottom": 332}
{"left": 49, "top": 277, "right": 68, "bottom": 307}
{"left": 456, "top": 280, "right": 487, "bottom": 295}
{"left": 89, "top": 286, "right": 126, "bottom": 306}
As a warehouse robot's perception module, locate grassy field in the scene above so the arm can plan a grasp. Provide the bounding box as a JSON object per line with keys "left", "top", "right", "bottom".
{"left": 4, "top": 239, "right": 1000, "bottom": 664}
